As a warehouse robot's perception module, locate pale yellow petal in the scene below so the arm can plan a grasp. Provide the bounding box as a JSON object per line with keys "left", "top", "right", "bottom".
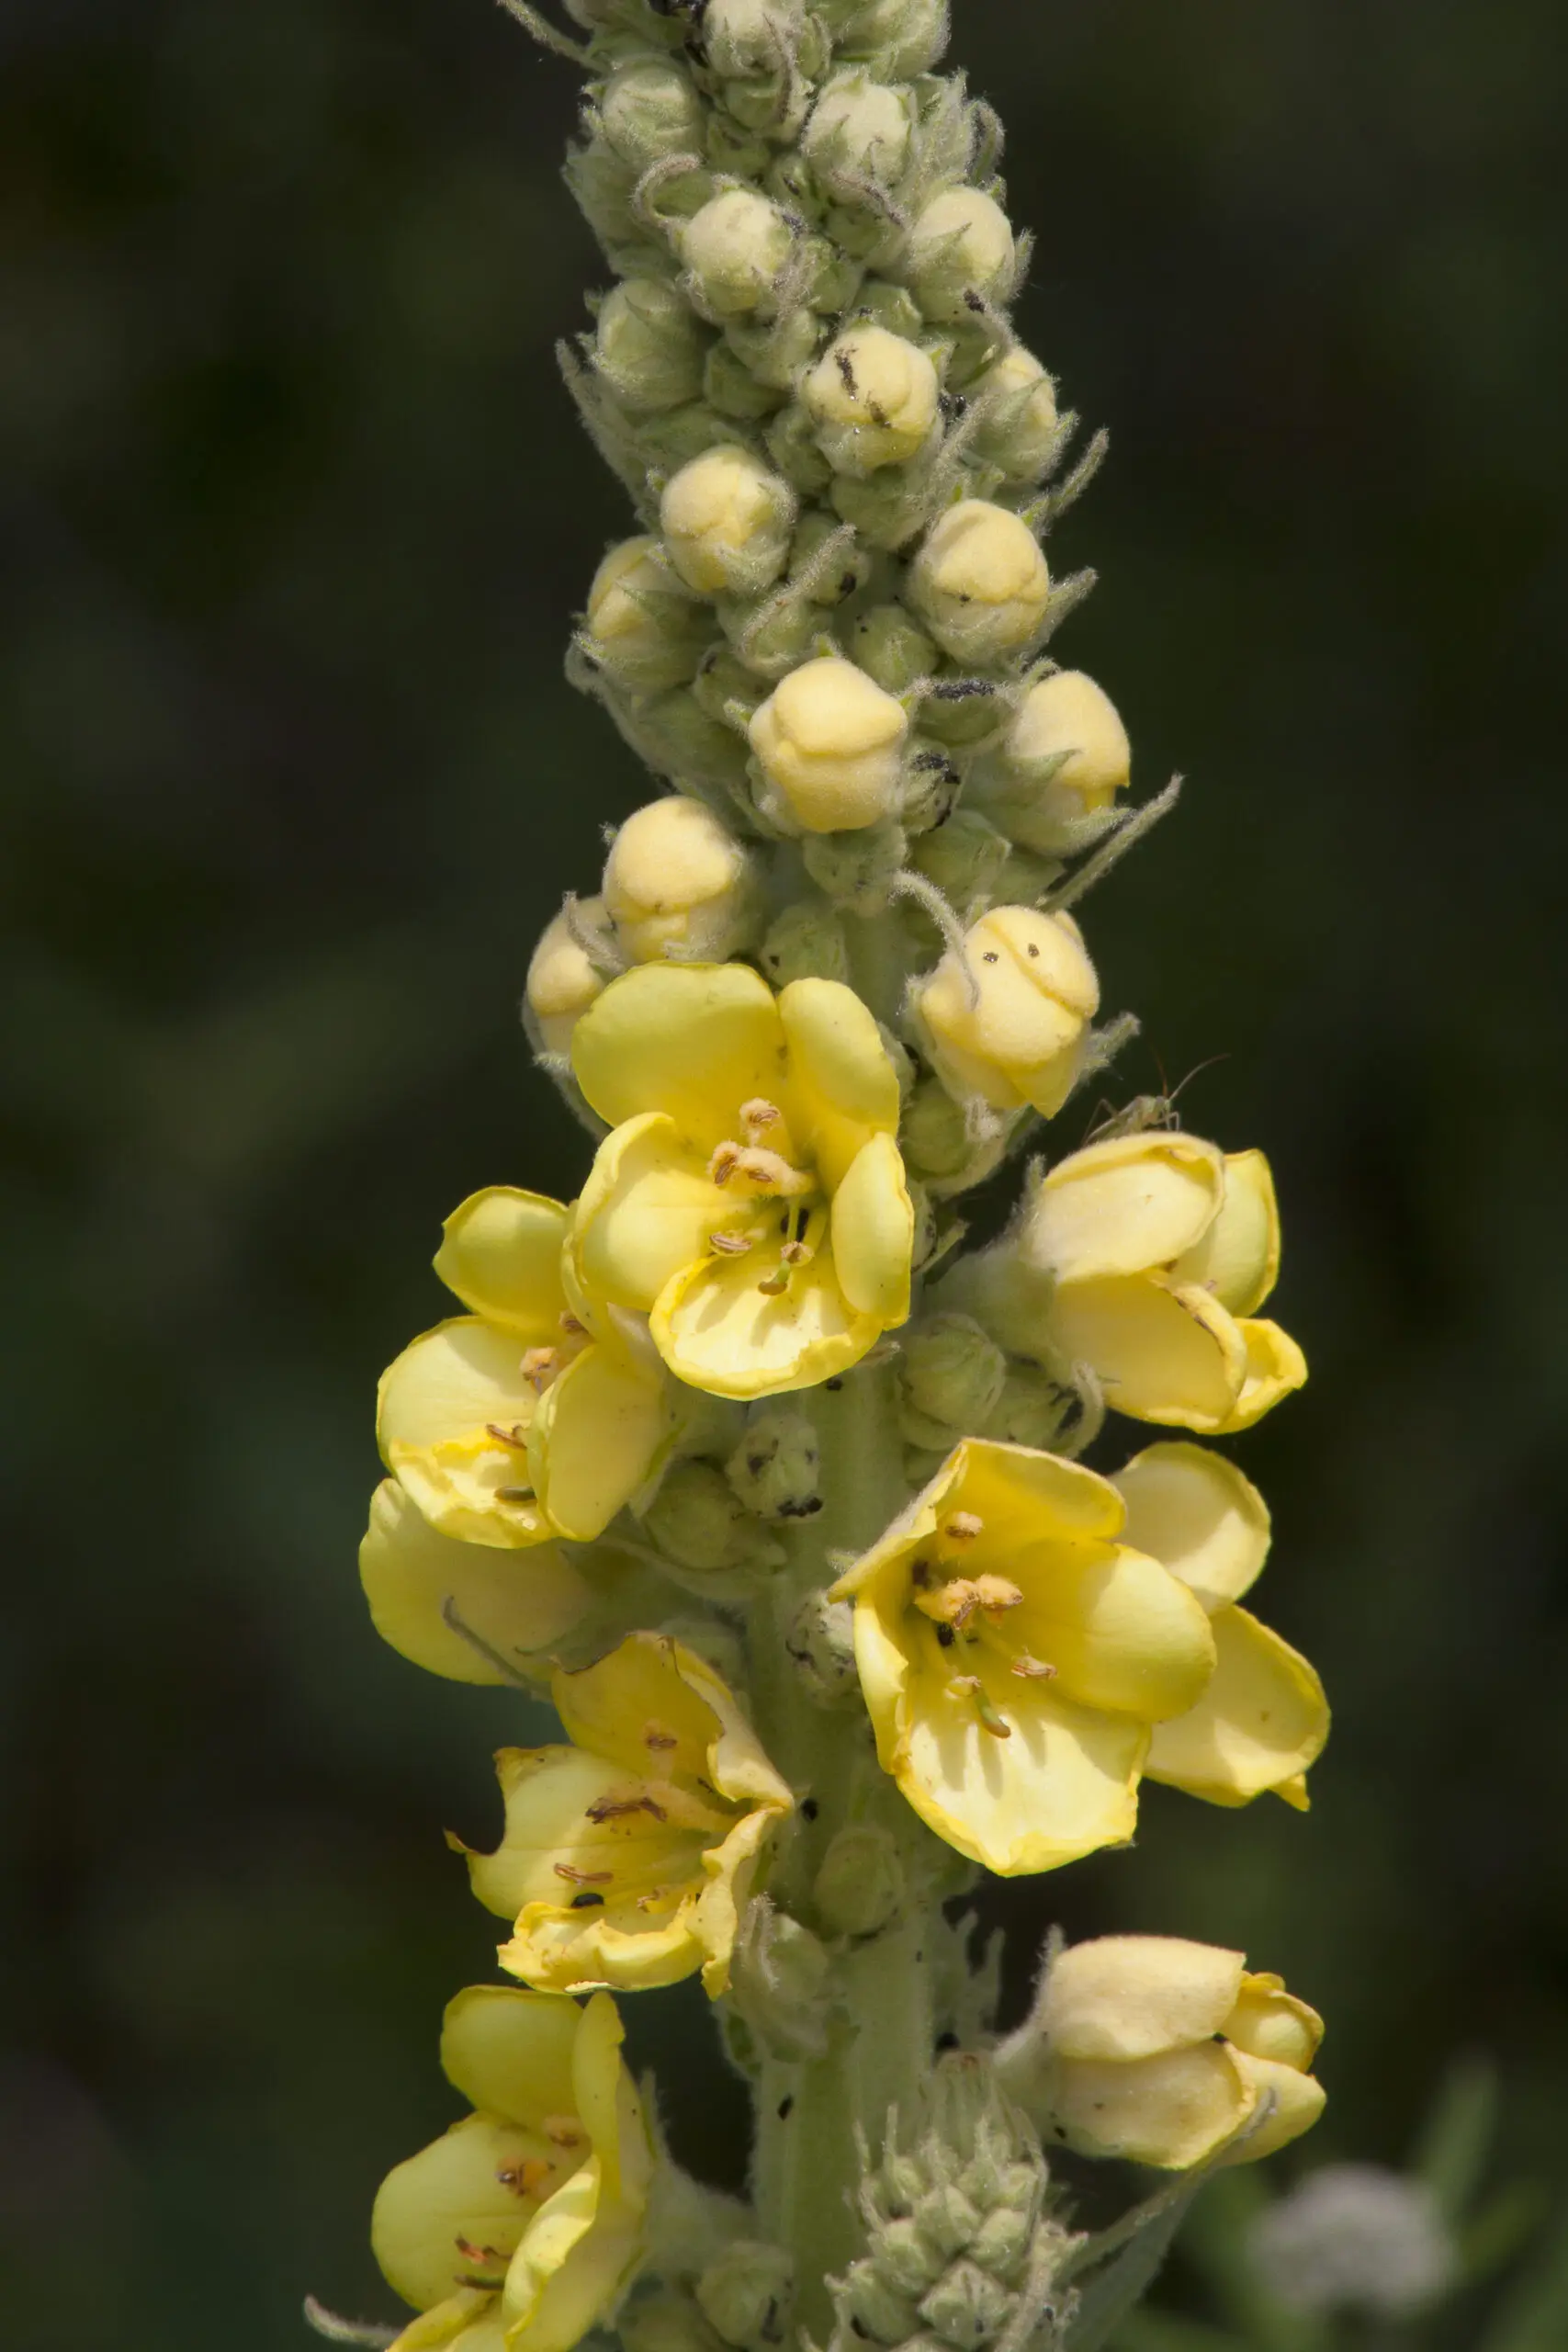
{"left": 778, "top": 977, "right": 901, "bottom": 1189}
{"left": 360, "top": 1480, "right": 592, "bottom": 1683}
{"left": 831, "top": 1439, "right": 1125, "bottom": 1604}
{"left": 1215, "top": 1318, "right": 1308, "bottom": 1431}
{"left": 1110, "top": 1441, "right": 1271, "bottom": 1614}
{"left": 1145, "top": 1605, "right": 1328, "bottom": 1804}
{"left": 502, "top": 1896, "right": 706, "bottom": 1996}
{"left": 1011, "top": 1542, "right": 1216, "bottom": 1723}
{"left": 1171, "top": 1148, "right": 1280, "bottom": 1316}
{"left": 1024, "top": 1135, "right": 1225, "bottom": 1282}
{"left": 652, "top": 1246, "right": 881, "bottom": 1399}
{"left": 1047, "top": 1276, "right": 1247, "bottom": 1430}
{"left": 439, "top": 1986, "right": 581, "bottom": 2131}
{"left": 506, "top": 2000, "right": 650, "bottom": 2350}
{"left": 529, "top": 1344, "right": 668, "bottom": 1543}
{"left": 388, "top": 2291, "right": 504, "bottom": 2352}
{"left": 1040, "top": 1935, "right": 1245, "bottom": 2060}
{"left": 372, "top": 2114, "right": 549, "bottom": 2312}
{"left": 1222, "top": 2050, "right": 1326, "bottom": 2163}
{"left": 830, "top": 1133, "right": 914, "bottom": 1323}
{"left": 570, "top": 963, "right": 788, "bottom": 1153}
{"left": 1225, "top": 1974, "right": 1325, "bottom": 2072}
{"left": 573, "top": 1115, "right": 727, "bottom": 1313}
{"left": 552, "top": 1633, "right": 724, "bottom": 1782}
{"left": 378, "top": 1319, "right": 549, "bottom": 1548}
{"left": 435, "top": 1191, "right": 570, "bottom": 1336}
{"left": 459, "top": 1747, "right": 709, "bottom": 1923}
{"left": 1046, "top": 2042, "right": 1253, "bottom": 2170}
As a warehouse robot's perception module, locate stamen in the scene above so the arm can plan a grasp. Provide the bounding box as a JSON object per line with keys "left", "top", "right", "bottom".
{"left": 554, "top": 1862, "right": 614, "bottom": 1885}
{"left": 944, "top": 1511, "right": 984, "bottom": 1543}
{"left": 585, "top": 1792, "right": 668, "bottom": 1824}
{"left": 739, "top": 1097, "right": 783, "bottom": 1136}
{"left": 972, "top": 1574, "right": 1025, "bottom": 1616}
{"left": 780, "top": 1240, "right": 811, "bottom": 1266}
{"left": 559, "top": 1312, "right": 586, "bottom": 1336}
{"left": 709, "top": 1230, "right": 754, "bottom": 1257}
{"left": 916, "top": 1577, "right": 983, "bottom": 1633}
{"left": 521, "top": 1346, "right": 561, "bottom": 1391}
{"left": 496, "top": 2157, "right": 555, "bottom": 2198}
{"left": 707, "top": 1143, "right": 814, "bottom": 1196}
{"left": 947, "top": 1674, "right": 1012, "bottom": 1738}
{"left": 1011, "top": 1655, "right": 1057, "bottom": 1679}
{"left": 643, "top": 1721, "right": 679, "bottom": 1752}
{"left": 487, "top": 1421, "right": 529, "bottom": 1449}
{"left": 757, "top": 1269, "right": 789, "bottom": 1296}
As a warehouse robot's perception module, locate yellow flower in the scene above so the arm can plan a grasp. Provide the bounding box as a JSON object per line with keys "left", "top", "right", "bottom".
{"left": 912, "top": 907, "right": 1100, "bottom": 1117}
{"left": 360, "top": 1479, "right": 599, "bottom": 1686}
{"left": 377, "top": 1187, "right": 671, "bottom": 1548}
{"left": 1029, "top": 1934, "right": 1325, "bottom": 2169}
{"left": 569, "top": 961, "right": 915, "bottom": 1399}
{"left": 829, "top": 1440, "right": 1216, "bottom": 1875}
{"left": 458, "top": 1632, "right": 793, "bottom": 1996}
{"left": 1111, "top": 1442, "right": 1328, "bottom": 1809}
{"left": 372, "top": 1984, "right": 652, "bottom": 2352}
{"left": 955, "top": 1131, "right": 1305, "bottom": 1433}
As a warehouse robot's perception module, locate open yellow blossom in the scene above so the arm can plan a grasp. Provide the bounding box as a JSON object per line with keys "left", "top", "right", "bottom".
{"left": 360, "top": 1479, "right": 599, "bottom": 1686}
{"left": 457, "top": 1632, "right": 794, "bottom": 1997}
{"left": 1024, "top": 1934, "right": 1325, "bottom": 2169}
{"left": 372, "top": 1984, "right": 652, "bottom": 2352}
{"left": 377, "top": 1187, "right": 671, "bottom": 1549}
{"left": 1111, "top": 1442, "right": 1329, "bottom": 1809}
{"left": 568, "top": 961, "right": 915, "bottom": 1399}
{"left": 951, "top": 1132, "right": 1305, "bottom": 1433}
{"left": 830, "top": 1440, "right": 1216, "bottom": 1874}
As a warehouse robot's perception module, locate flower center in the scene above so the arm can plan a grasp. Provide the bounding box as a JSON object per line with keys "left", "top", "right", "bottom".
{"left": 909, "top": 1514, "right": 1058, "bottom": 1736}
{"left": 705, "top": 1097, "right": 828, "bottom": 1295}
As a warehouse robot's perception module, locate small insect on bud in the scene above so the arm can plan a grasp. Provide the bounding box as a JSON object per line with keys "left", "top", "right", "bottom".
{"left": 908, "top": 502, "right": 1051, "bottom": 667}
{"left": 678, "top": 187, "right": 794, "bottom": 318}
{"left": 900, "top": 187, "right": 1016, "bottom": 324}
{"left": 748, "top": 655, "right": 910, "bottom": 833}
{"left": 596, "top": 58, "right": 708, "bottom": 172}
{"left": 914, "top": 906, "right": 1100, "bottom": 1117}
{"left": 581, "top": 536, "right": 714, "bottom": 692}
{"left": 660, "top": 446, "right": 797, "bottom": 599}
{"left": 803, "top": 67, "right": 917, "bottom": 188}
{"left": 803, "top": 326, "right": 941, "bottom": 476}
{"left": 822, "top": 0, "right": 951, "bottom": 79}
{"left": 604, "top": 797, "right": 761, "bottom": 964}
{"left": 969, "top": 346, "right": 1061, "bottom": 481}
{"left": 972, "top": 671, "right": 1132, "bottom": 854}
{"left": 525, "top": 895, "right": 614, "bottom": 1055}
{"left": 592, "top": 277, "right": 709, "bottom": 413}
{"left": 850, "top": 602, "right": 940, "bottom": 696}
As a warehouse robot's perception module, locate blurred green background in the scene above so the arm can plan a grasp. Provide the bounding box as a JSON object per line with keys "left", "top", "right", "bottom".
{"left": 5, "top": 0, "right": 1566, "bottom": 2344}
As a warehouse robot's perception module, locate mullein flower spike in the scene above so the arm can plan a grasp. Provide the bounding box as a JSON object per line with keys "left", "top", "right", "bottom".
{"left": 342, "top": 5, "right": 1334, "bottom": 2346}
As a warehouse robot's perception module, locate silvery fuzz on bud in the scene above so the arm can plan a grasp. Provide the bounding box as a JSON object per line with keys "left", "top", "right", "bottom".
{"left": 749, "top": 654, "right": 909, "bottom": 832}
{"left": 725, "top": 305, "right": 823, "bottom": 393}
{"left": 850, "top": 602, "right": 939, "bottom": 695}
{"left": 764, "top": 401, "right": 836, "bottom": 497}
{"left": 660, "top": 447, "right": 797, "bottom": 597}
{"left": 969, "top": 347, "right": 1061, "bottom": 481}
{"left": 803, "top": 326, "right": 941, "bottom": 474}
{"left": 703, "top": 0, "right": 801, "bottom": 83}
{"left": 900, "top": 187, "right": 1016, "bottom": 322}
{"left": 642, "top": 1460, "right": 784, "bottom": 1575}
{"left": 821, "top": 0, "right": 952, "bottom": 79}
{"left": 582, "top": 536, "right": 714, "bottom": 691}
{"left": 612, "top": 684, "right": 754, "bottom": 800}
{"left": 789, "top": 511, "right": 873, "bottom": 605}
{"left": 813, "top": 1824, "right": 905, "bottom": 1938}
{"left": 802, "top": 815, "right": 908, "bottom": 907}
{"left": 593, "top": 277, "right": 709, "bottom": 413}
{"left": 804, "top": 67, "right": 917, "bottom": 188}
{"left": 908, "top": 501, "right": 1051, "bottom": 665}
{"left": 726, "top": 1404, "right": 822, "bottom": 1521}
{"left": 914, "top": 905, "right": 1100, "bottom": 1116}
{"left": 679, "top": 187, "right": 793, "bottom": 317}
{"left": 897, "top": 1312, "right": 1008, "bottom": 1445}
{"left": 697, "top": 2241, "right": 795, "bottom": 2352}
{"left": 596, "top": 58, "right": 707, "bottom": 172}
{"left": 604, "top": 797, "right": 761, "bottom": 963}
{"left": 525, "top": 896, "right": 613, "bottom": 1056}
{"left": 973, "top": 670, "right": 1132, "bottom": 852}
{"left": 760, "top": 898, "right": 852, "bottom": 987}
{"left": 705, "top": 336, "right": 784, "bottom": 420}
{"left": 784, "top": 1589, "right": 860, "bottom": 1705}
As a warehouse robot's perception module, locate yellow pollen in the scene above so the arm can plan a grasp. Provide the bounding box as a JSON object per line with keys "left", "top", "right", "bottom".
{"left": 739, "top": 1097, "right": 783, "bottom": 1136}
{"left": 972, "top": 1574, "right": 1025, "bottom": 1615}
{"left": 559, "top": 1311, "right": 586, "bottom": 1336}
{"left": 486, "top": 1421, "right": 529, "bottom": 1449}
{"left": 1011, "top": 1655, "right": 1057, "bottom": 1679}
{"left": 944, "top": 1511, "right": 984, "bottom": 1543}
{"left": 543, "top": 2116, "right": 586, "bottom": 2150}
{"left": 521, "top": 1346, "right": 562, "bottom": 1392}
{"left": 709, "top": 1229, "right": 754, "bottom": 1256}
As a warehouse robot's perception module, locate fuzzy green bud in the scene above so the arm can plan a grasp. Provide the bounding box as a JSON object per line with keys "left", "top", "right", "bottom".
{"left": 900, "top": 740, "right": 960, "bottom": 834}
{"left": 581, "top": 536, "right": 714, "bottom": 692}
{"left": 604, "top": 796, "right": 761, "bottom": 962}
{"left": 804, "top": 326, "right": 941, "bottom": 475}
{"left": 764, "top": 401, "right": 837, "bottom": 496}
{"left": 791, "top": 511, "right": 874, "bottom": 605}
{"left": 969, "top": 346, "right": 1061, "bottom": 481}
{"left": 805, "top": 67, "right": 917, "bottom": 189}
{"left": 620, "top": 2296, "right": 728, "bottom": 2352}
{"left": 639, "top": 401, "right": 751, "bottom": 472}
{"left": 908, "top": 502, "right": 1050, "bottom": 665}
{"left": 725, "top": 306, "right": 824, "bottom": 392}
{"left": 898, "top": 1075, "right": 974, "bottom": 1182}
{"left": 909, "top": 811, "right": 1010, "bottom": 918}
{"left": 693, "top": 643, "right": 766, "bottom": 728}
{"left": 696, "top": 2242, "right": 795, "bottom": 2352}
{"left": 749, "top": 655, "right": 909, "bottom": 832}
{"left": 982, "top": 1363, "right": 1075, "bottom": 1452}
{"left": 784, "top": 1589, "right": 860, "bottom": 1705}
{"left": 597, "top": 57, "right": 707, "bottom": 171}
{"left": 812, "top": 1825, "right": 906, "bottom": 1939}
{"left": 705, "top": 336, "right": 786, "bottom": 419}
{"left": 642, "top": 1460, "right": 784, "bottom": 1574}
{"left": 661, "top": 447, "right": 797, "bottom": 598}
{"left": 726, "top": 1404, "right": 821, "bottom": 1521}
{"left": 823, "top": 0, "right": 951, "bottom": 78}
{"left": 760, "top": 898, "right": 852, "bottom": 987}
{"left": 564, "top": 135, "right": 645, "bottom": 264}
{"left": 919, "top": 2259, "right": 1013, "bottom": 2350}
{"left": 898, "top": 1312, "right": 1008, "bottom": 1443}
{"left": 679, "top": 187, "right": 793, "bottom": 317}
{"left": 849, "top": 602, "right": 939, "bottom": 695}
{"left": 593, "top": 277, "right": 709, "bottom": 413}
{"left": 802, "top": 815, "right": 908, "bottom": 905}
{"left": 525, "top": 895, "right": 614, "bottom": 1056}
{"left": 849, "top": 278, "right": 928, "bottom": 341}
{"left": 730, "top": 1899, "right": 833, "bottom": 2059}
{"left": 615, "top": 684, "right": 753, "bottom": 799}
{"left": 837, "top": 2261, "right": 920, "bottom": 2346}
{"left": 972, "top": 671, "right": 1132, "bottom": 852}
{"left": 919, "top": 676, "right": 1007, "bottom": 750}
{"left": 900, "top": 187, "right": 1016, "bottom": 324}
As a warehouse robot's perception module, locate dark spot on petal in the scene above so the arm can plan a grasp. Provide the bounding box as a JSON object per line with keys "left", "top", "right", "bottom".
{"left": 570, "top": 1891, "right": 605, "bottom": 1909}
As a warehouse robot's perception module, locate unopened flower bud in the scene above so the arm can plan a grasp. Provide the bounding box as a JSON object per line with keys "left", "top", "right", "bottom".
{"left": 919, "top": 2258, "right": 1012, "bottom": 2351}
{"left": 597, "top": 58, "right": 707, "bottom": 171}
{"left": 693, "top": 644, "right": 766, "bottom": 729}
{"left": 914, "top": 906, "right": 1100, "bottom": 1116}
{"left": 784, "top": 1589, "right": 859, "bottom": 1705}
{"left": 749, "top": 655, "right": 909, "bottom": 832}
{"left": 802, "top": 816, "right": 908, "bottom": 906}
{"left": 813, "top": 1825, "right": 906, "bottom": 1939}
{"left": 679, "top": 187, "right": 793, "bottom": 317}
{"left": 850, "top": 278, "right": 927, "bottom": 341}
{"left": 705, "top": 336, "right": 785, "bottom": 420}
{"left": 726, "top": 1404, "right": 821, "bottom": 1521}
{"left": 661, "top": 447, "right": 797, "bottom": 598}
{"left": 898, "top": 1313, "right": 1008, "bottom": 1441}
{"left": 640, "top": 403, "right": 751, "bottom": 475}
{"left": 731, "top": 1900, "right": 833, "bottom": 2059}
{"left": 837, "top": 2260, "right": 919, "bottom": 2346}
{"left": 760, "top": 898, "right": 851, "bottom": 987}
{"left": 899, "top": 1075, "right": 975, "bottom": 1183}
{"left": 901, "top": 741, "right": 960, "bottom": 833}
{"left": 593, "top": 276, "right": 709, "bottom": 413}
{"left": 803, "top": 326, "right": 941, "bottom": 476}
{"left": 901, "top": 187, "right": 1016, "bottom": 323}
{"left": 581, "top": 536, "right": 714, "bottom": 691}
{"left": 823, "top": 0, "right": 951, "bottom": 78}
{"left": 910, "top": 809, "right": 1011, "bottom": 911}
{"left": 525, "top": 895, "right": 613, "bottom": 1055}
{"left": 908, "top": 502, "right": 1050, "bottom": 665}
{"left": 564, "top": 135, "right": 644, "bottom": 263}
{"left": 984, "top": 1363, "right": 1074, "bottom": 1452}
{"left": 621, "top": 2296, "right": 727, "bottom": 2352}
{"left": 764, "top": 401, "right": 837, "bottom": 496}
{"left": 876, "top": 2218, "right": 947, "bottom": 2298}
{"left": 850, "top": 603, "right": 939, "bottom": 696}
{"left": 724, "top": 306, "right": 824, "bottom": 393}
{"left": 703, "top": 0, "right": 800, "bottom": 77}
{"left": 696, "top": 2240, "right": 795, "bottom": 2352}
{"left": 969, "top": 346, "right": 1061, "bottom": 481}
{"left": 643, "top": 1461, "right": 784, "bottom": 1575}
{"left": 804, "top": 67, "right": 917, "bottom": 187}
{"left": 604, "top": 797, "right": 761, "bottom": 963}
{"left": 615, "top": 685, "right": 753, "bottom": 800}
{"left": 974, "top": 672, "right": 1131, "bottom": 852}
{"left": 789, "top": 512, "right": 874, "bottom": 606}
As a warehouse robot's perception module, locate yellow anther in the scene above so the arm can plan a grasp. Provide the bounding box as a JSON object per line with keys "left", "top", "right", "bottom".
{"left": 558, "top": 1311, "right": 587, "bottom": 1336}
{"left": 739, "top": 1097, "right": 783, "bottom": 1136}
{"left": 709, "top": 1229, "right": 754, "bottom": 1256}
{"left": 972, "top": 1574, "right": 1025, "bottom": 1615}
{"left": 1010, "top": 1654, "right": 1058, "bottom": 1679}
{"left": 916, "top": 1577, "right": 982, "bottom": 1631}
{"left": 707, "top": 1141, "right": 814, "bottom": 1196}
{"left": 944, "top": 1511, "right": 985, "bottom": 1543}
{"left": 521, "top": 1346, "right": 562, "bottom": 1392}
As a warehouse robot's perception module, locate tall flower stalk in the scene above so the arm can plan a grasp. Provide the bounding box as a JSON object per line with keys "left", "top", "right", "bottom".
{"left": 313, "top": 5, "right": 1331, "bottom": 2347}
